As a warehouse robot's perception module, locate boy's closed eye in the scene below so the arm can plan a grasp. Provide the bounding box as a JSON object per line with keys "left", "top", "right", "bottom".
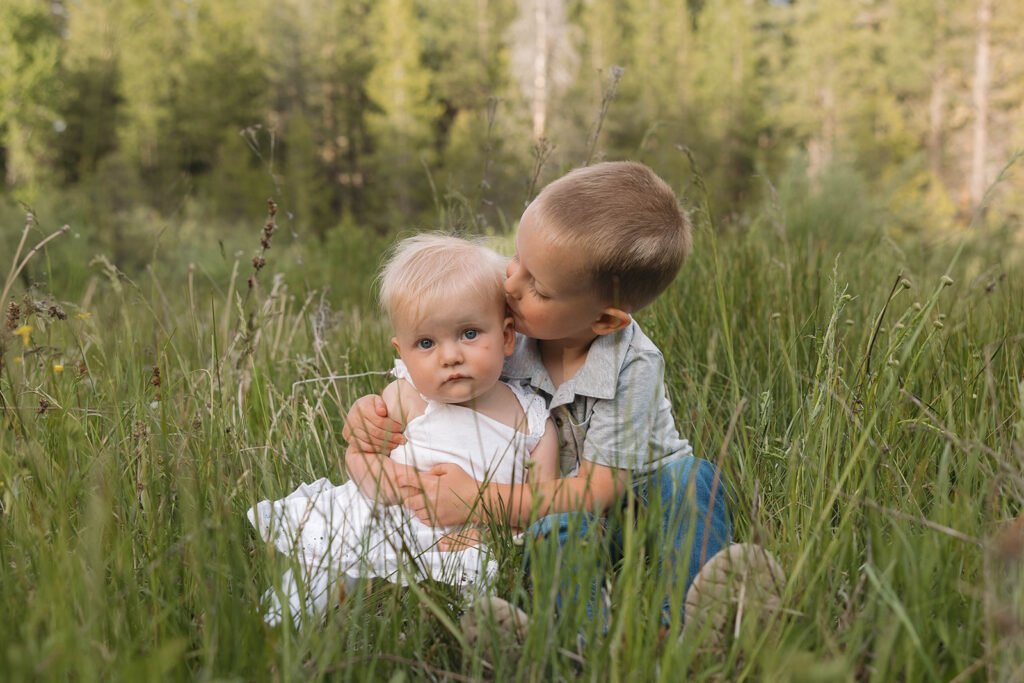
{"left": 529, "top": 282, "right": 550, "bottom": 300}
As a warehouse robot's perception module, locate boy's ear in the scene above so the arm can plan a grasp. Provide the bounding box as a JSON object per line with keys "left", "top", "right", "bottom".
{"left": 391, "top": 337, "right": 402, "bottom": 356}
{"left": 501, "top": 317, "right": 516, "bottom": 356}
{"left": 591, "top": 307, "right": 631, "bottom": 336}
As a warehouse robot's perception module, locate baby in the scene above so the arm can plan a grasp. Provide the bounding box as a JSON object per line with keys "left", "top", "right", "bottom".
{"left": 248, "top": 233, "right": 558, "bottom": 626}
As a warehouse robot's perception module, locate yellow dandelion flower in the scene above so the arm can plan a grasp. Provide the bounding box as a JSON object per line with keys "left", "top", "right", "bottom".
{"left": 53, "top": 364, "right": 64, "bottom": 373}
{"left": 75, "top": 312, "right": 91, "bottom": 320}
{"left": 15, "top": 325, "right": 32, "bottom": 347}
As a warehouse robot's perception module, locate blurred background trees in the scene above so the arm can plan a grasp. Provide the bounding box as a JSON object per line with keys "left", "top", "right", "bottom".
{"left": 1, "top": 0, "right": 1021, "bottom": 248}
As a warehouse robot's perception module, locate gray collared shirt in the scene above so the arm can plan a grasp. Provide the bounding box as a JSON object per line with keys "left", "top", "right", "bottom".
{"left": 501, "top": 320, "right": 692, "bottom": 477}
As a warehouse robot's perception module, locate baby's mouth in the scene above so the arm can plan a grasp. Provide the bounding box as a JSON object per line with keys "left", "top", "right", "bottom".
{"left": 445, "top": 374, "right": 468, "bottom": 382}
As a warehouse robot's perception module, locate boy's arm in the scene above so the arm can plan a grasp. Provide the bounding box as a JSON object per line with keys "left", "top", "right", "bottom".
{"left": 435, "top": 417, "right": 562, "bottom": 551}
{"left": 402, "top": 458, "right": 628, "bottom": 528}
{"left": 344, "top": 380, "right": 420, "bottom": 504}
{"left": 405, "top": 347, "right": 672, "bottom": 527}
{"left": 527, "top": 418, "right": 560, "bottom": 484}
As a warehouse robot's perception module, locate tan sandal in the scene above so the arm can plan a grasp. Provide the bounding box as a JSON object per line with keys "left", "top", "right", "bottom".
{"left": 683, "top": 543, "right": 787, "bottom": 651}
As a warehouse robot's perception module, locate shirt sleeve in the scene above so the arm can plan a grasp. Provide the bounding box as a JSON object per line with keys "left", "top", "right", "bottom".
{"left": 578, "top": 348, "right": 693, "bottom": 472}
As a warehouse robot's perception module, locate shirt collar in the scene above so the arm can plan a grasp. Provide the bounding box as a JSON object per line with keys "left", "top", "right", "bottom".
{"left": 501, "top": 321, "right": 636, "bottom": 402}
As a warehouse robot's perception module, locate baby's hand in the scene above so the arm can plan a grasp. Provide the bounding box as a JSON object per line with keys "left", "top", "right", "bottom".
{"left": 342, "top": 394, "right": 405, "bottom": 453}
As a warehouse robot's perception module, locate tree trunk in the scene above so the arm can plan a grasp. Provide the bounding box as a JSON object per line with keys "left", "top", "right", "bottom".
{"left": 927, "top": 67, "right": 945, "bottom": 179}
{"left": 477, "top": 0, "right": 489, "bottom": 63}
{"left": 808, "top": 82, "right": 835, "bottom": 179}
{"left": 532, "top": 0, "right": 549, "bottom": 140}
{"left": 969, "top": 0, "right": 992, "bottom": 211}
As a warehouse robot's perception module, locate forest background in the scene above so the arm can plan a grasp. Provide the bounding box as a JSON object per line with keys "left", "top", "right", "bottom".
{"left": 2, "top": 0, "right": 1022, "bottom": 293}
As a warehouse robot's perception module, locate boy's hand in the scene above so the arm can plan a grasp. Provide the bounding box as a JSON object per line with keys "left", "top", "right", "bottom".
{"left": 399, "top": 463, "right": 478, "bottom": 527}
{"left": 438, "top": 527, "right": 485, "bottom": 551}
{"left": 342, "top": 394, "right": 405, "bottom": 453}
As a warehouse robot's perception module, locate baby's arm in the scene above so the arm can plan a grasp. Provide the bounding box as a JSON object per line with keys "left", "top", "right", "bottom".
{"left": 343, "top": 381, "right": 421, "bottom": 504}
{"left": 342, "top": 394, "right": 406, "bottom": 454}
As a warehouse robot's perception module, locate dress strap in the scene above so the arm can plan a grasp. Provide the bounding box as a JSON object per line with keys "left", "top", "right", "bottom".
{"left": 392, "top": 358, "right": 436, "bottom": 409}
{"left": 392, "top": 358, "right": 411, "bottom": 383}
{"left": 506, "top": 382, "right": 549, "bottom": 450}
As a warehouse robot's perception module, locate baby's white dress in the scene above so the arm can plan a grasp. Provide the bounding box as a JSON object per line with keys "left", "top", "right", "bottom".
{"left": 248, "top": 360, "right": 548, "bottom": 626}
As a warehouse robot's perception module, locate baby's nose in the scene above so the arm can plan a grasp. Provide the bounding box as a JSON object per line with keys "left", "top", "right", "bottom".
{"left": 440, "top": 341, "right": 463, "bottom": 364}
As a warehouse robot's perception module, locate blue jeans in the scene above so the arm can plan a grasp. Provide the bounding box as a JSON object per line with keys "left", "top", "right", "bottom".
{"left": 523, "top": 457, "right": 731, "bottom": 625}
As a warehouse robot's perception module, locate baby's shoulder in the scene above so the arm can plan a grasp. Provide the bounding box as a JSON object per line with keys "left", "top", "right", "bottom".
{"left": 382, "top": 378, "right": 428, "bottom": 426}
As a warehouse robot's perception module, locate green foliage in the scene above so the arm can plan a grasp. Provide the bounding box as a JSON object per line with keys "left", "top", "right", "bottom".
{"left": 4, "top": 0, "right": 1023, "bottom": 250}
{"left": 0, "top": 0, "right": 62, "bottom": 194}
{"left": 2, "top": 172, "right": 1022, "bottom": 678}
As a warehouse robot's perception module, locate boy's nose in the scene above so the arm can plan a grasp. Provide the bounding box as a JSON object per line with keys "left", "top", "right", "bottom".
{"left": 504, "top": 262, "right": 521, "bottom": 299}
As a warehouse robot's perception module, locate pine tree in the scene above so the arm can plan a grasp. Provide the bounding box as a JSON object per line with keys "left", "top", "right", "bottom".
{"left": 364, "top": 0, "right": 441, "bottom": 221}
{"left": 0, "top": 0, "right": 62, "bottom": 192}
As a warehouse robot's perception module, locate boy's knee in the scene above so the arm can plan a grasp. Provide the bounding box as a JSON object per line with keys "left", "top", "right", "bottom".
{"left": 657, "top": 457, "right": 725, "bottom": 499}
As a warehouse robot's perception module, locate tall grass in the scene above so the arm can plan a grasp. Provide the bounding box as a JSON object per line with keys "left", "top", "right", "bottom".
{"left": 1, "top": 176, "right": 1021, "bottom": 680}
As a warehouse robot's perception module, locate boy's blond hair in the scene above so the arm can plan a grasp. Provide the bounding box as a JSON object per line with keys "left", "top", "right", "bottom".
{"left": 533, "top": 161, "right": 691, "bottom": 311}
{"left": 378, "top": 233, "right": 508, "bottom": 327}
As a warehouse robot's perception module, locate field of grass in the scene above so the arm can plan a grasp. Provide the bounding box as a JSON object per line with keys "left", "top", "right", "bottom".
{"left": 1, "top": 179, "right": 1022, "bottom": 680}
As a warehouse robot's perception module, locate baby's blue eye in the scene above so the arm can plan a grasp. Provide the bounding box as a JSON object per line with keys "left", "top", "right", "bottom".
{"left": 416, "top": 339, "right": 434, "bottom": 350}
{"left": 462, "top": 329, "right": 479, "bottom": 340}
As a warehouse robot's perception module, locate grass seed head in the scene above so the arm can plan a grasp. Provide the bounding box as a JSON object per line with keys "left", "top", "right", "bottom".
{"left": 5, "top": 302, "right": 19, "bottom": 329}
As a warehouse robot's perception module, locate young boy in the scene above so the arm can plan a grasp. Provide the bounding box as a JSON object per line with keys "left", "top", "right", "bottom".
{"left": 345, "top": 162, "right": 783, "bottom": 638}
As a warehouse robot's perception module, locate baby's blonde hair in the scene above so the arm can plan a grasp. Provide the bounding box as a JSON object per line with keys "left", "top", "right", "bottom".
{"left": 378, "top": 233, "right": 508, "bottom": 327}
{"left": 533, "top": 161, "right": 690, "bottom": 311}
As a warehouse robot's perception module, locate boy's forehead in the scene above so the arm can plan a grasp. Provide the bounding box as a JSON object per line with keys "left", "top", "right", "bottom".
{"left": 517, "top": 213, "right": 592, "bottom": 287}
